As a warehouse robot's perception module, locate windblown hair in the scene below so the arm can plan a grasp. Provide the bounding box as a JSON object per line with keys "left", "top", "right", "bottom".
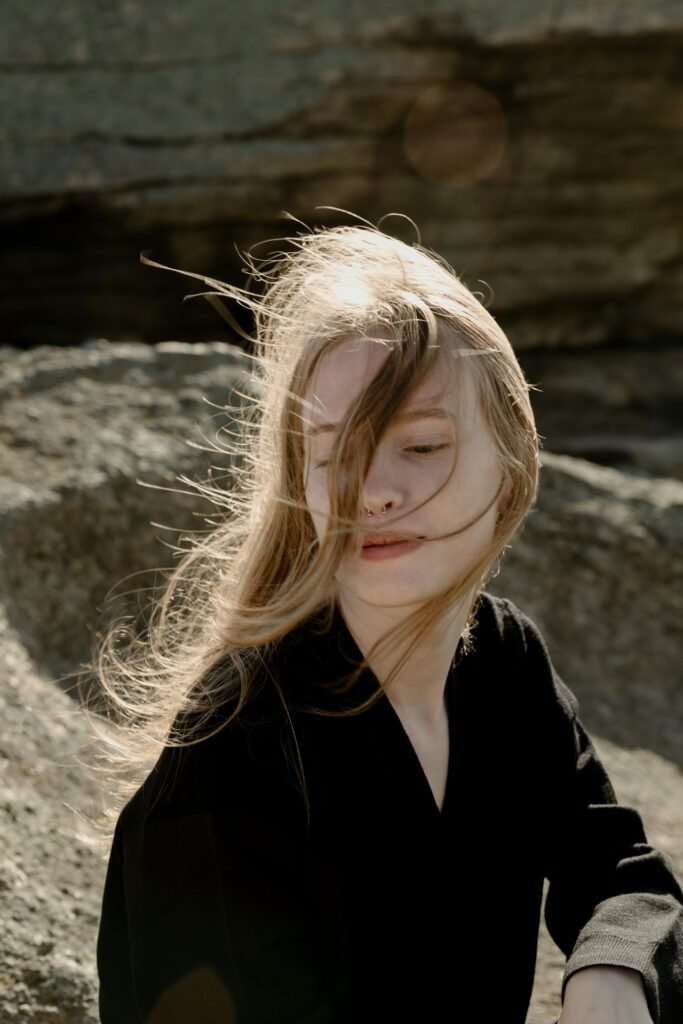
{"left": 90, "top": 218, "right": 540, "bottom": 838}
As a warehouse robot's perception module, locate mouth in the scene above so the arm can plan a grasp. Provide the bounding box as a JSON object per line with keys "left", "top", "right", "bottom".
{"left": 359, "top": 533, "right": 423, "bottom": 561}
{"left": 360, "top": 532, "right": 423, "bottom": 550}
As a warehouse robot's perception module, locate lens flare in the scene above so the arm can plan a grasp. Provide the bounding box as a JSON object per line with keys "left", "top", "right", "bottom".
{"left": 404, "top": 82, "right": 508, "bottom": 187}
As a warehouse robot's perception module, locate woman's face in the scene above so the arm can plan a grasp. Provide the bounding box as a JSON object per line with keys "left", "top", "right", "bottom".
{"left": 303, "top": 336, "right": 506, "bottom": 612}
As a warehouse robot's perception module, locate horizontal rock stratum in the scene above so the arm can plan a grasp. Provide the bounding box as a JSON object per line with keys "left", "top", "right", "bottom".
{"left": 2, "top": 1, "right": 683, "bottom": 345}
{"left": 0, "top": 340, "right": 681, "bottom": 1022}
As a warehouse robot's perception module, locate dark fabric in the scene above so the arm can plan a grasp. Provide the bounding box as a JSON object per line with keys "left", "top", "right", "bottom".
{"left": 97, "top": 593, "right": 683, "bottom": 1023}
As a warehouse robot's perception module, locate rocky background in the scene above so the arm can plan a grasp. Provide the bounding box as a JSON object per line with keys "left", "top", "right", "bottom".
{"left": 2, "top": 0, "right": 683, "bottom": 351}
{"left": 1, "top": 2, "right": 682, "bottom": 1022}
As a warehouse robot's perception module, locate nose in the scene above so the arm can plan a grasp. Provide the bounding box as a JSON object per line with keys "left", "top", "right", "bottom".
{"left": 361, "top": 452, "right": 404, "bottom": 517}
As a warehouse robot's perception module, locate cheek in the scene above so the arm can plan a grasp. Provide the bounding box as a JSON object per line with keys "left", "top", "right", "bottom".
{"left": 304, "top": 472, "right": 331, "bottom": 540}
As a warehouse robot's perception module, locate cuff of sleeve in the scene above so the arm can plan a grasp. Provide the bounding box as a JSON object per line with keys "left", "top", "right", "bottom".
{"left": 563, "top": 932, "right": 656, "bottom": 991}
{"left": 563, "top": 937, "right": 656, "bottom": 1021}
{"left": 561, "top": 894, "right": 683, "bottom": 1024}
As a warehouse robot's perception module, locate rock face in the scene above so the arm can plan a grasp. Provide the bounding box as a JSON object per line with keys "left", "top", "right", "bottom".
{"left": 0, "top": 618, "right": 102, "bottom": 1024}
{"left": 518, "top": 344, "right": 683, "bottom": 482}
{"left": 0, "top": 340, "right": 252, "bottom": 682}
{"left": 0, "top": 340, "right": 681, "bottom": 1023}
{"left": 2, "top": 1, "right": 683, "bottom": 348}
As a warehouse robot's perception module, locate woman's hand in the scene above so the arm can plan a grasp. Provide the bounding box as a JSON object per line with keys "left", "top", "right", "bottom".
{"left": 559, "top": 966, "right": 654, "bottom": 1024}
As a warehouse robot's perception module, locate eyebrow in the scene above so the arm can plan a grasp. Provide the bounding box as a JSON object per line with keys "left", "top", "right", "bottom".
{"left": 308, "top": 406, "right": 452, "bottom": 436}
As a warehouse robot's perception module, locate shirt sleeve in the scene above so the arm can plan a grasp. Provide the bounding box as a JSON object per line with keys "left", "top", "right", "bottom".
{"left": 545, "top": 713, "right": 683, "bottom": 1021}
{"left": 96, "top": 742, "right": 340, "bottom": 1024}
{"left": 508, "top": 603, "right": 683, "bottom": 1024}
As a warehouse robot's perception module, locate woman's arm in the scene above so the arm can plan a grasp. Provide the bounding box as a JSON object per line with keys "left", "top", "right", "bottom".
{"left": 508, "top": 604, "right": 683, "bottom": 1024}
{"left": 560, "top": 966, "right": 654, "bottom": 1024}
{"left": 543, "top": 712, "right": 683, "bottom": 1024}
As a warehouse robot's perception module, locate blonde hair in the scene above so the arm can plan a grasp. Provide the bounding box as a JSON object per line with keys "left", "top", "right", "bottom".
{"left": 91, "top": 219, "right": 540, "bottom": 836}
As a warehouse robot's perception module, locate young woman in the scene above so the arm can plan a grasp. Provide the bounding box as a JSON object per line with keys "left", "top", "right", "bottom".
{"left": 96, "top": 222, "right": 683, "bottom": 1024}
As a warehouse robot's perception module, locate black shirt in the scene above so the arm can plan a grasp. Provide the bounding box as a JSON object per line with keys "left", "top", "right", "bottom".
{"left": 97, "top": 593, "right": 683, "bottom": 1023}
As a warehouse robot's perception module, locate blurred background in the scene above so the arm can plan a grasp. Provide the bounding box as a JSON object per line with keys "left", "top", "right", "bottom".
{"left": 0, "top": 3, "right": 681, "bottom": 1022}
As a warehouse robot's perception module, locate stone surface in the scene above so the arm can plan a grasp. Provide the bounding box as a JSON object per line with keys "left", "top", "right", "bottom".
{"left": 2, "top": 1, "right": 683, "bottom": 347}
{"left": 0, "top": 340, "right": 252, "bottom": 682}
{"left": 0, "top": 339, "right": 681, "bottom": 1022}
{"left": 0, "top": 614, "right": 102, "bottom": 1024}
{"left": 520, "top": 342, "right": 683, "bottom": 481}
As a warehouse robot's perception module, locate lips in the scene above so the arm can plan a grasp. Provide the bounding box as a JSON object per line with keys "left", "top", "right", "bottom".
{"left": 361, "top": 531, "right": 422, "bottom": 548}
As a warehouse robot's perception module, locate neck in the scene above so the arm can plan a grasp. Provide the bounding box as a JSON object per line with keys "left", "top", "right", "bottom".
{"left": 336, "top": 588, "right": 476, "bottom": 728}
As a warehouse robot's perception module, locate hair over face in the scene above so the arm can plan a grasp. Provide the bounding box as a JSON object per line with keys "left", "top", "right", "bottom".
{"left": 91, "top": 221, "right": 540, "bottom": 835}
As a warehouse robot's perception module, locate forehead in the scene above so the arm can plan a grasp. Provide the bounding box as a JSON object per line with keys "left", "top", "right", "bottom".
{"left": 305, "top": 334, "right": 475, "bottom": 427}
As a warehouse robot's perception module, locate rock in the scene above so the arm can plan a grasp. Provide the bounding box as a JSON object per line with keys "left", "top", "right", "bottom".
{"left": 2, "top": 2, "right": 683, "bottom": 346}
{"left": 0, "top": 615, "right": 102, "bottom": 1024}
{"left": 0, "top": 339, "right": 252, "bottom": 682}
{"left": 517, "top": 343, "right": 683, "bottom": 481}
{"left": 0, "top": 339, "right": 680, "bottom": 1023}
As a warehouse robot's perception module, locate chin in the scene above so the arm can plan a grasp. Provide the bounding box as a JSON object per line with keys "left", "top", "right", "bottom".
{"left": 337, "top": 579, "right": 439, "bottom": 611}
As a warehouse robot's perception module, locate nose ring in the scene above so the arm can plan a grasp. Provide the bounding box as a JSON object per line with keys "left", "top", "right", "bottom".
{"left": 365, "top": 505, "right": 389, "bottom": 517}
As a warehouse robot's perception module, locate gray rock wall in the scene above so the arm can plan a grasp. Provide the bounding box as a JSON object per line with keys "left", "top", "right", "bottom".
{"left": 2, "top": 1, "right": 683, "bottom": 347}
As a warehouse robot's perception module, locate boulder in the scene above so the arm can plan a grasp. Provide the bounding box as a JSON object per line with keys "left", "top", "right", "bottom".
{"left": 0, "top": 616, "right": 101, "bottom": 1024}
{"left": 519, "top": 343, "right": 683, "bottom": 481}
{"left": 0, "top": 340, "right": 251, "bottom": 681}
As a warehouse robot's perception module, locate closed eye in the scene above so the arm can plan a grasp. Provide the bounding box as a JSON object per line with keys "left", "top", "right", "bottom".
{"left": 406, "top": 443, "right": 450, "bottom": 456}
{"left": 314, "top": 442, "right": 450, "bottom": 468}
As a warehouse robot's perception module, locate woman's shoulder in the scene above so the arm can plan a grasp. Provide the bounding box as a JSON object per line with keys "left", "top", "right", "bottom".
{"left": 472, "top": 590, "right": 579, "bottom": 719}
{"left": 116, "top": 687, "right": 297, "bottom": 837}
{"left": 473, "top": 589, "right": 546, "bottom": 653}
